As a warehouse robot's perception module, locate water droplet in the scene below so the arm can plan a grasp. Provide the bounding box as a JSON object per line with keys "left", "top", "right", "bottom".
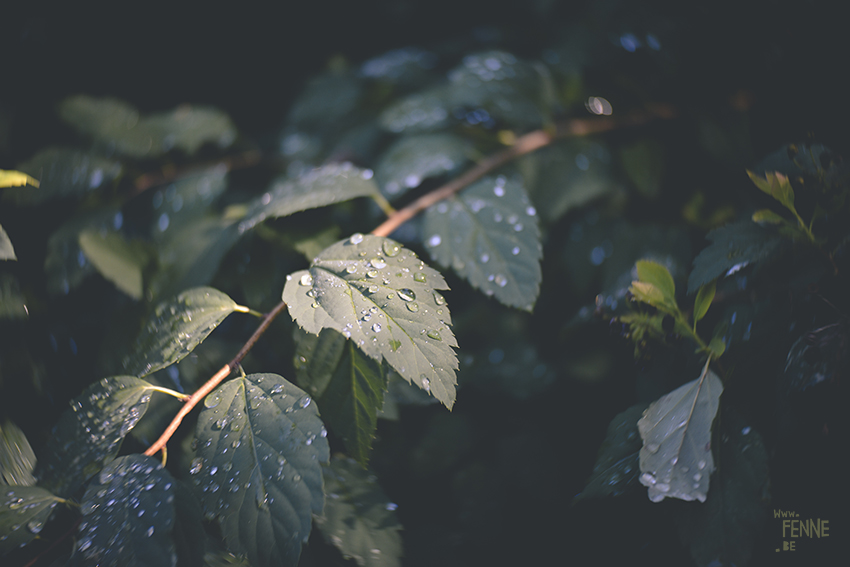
{"left": 366, "top": 269, "right": 379, "bottom": 278}
{"left": 480, "top": 253, "right": 490, "bottom": 263}
{"left": 26, "top": 520, "right": 43, "bottom": 534}
{"left": 494, "top": 185, "right": 505, "bottom": 197}
{"left": 386, "top": 502, "right": 398, "bottom": 511}
{"left": 670, "top": 456, "right": 678, "bottom": 465}
{"left": 372, "top": 323, "right": 382, "bottom": 333}
{"left": 406, "top": 302, "right": 420, "bottom": 312}
{"left": 741, "top": 426, "right": 751, "bottom": 435}
{"left": 514, "top": 223, "right": 523, "bottom": 232}
{"left": 655, "top": 482, "right": 670, "bottom": 493}
{"left": 397, "top": 288, "right": 416, "bottom": 301}
{"left": 426, "top": 330, "right": 441, "bottom": 341}
{"left": 511, "top": 246, "right": 520, "bottom": 255}
{"left": 420, "top": 375, "right": 431, "bottom": 391}
{"left": 146, "top": 526, "right": 155, "bottom": 537}
{"left": 382, "top": 241, "right": 401, "bottom": 257}
{"left": 189, "top": 458, "right": 203, "bottom": 475}
{"left": 427, "top": 234, "right": 442, "bottom": 247}
{"left": 413, "top": 272, "right": 426, "bottom": 283}
{"left": 645, "top": 443, "right": 660, "bottom": 454}
{"left": 346, "top": 265, "right": 358, "bottom": 274}
{"left": 494, "top": 274, "right": 507, "bottom": 287}
{"left": 526, "top": 206, "right": 536, "bottom": 216}
{"left": 299, "top": 396, "right": 312, "bottom": 408}
{"left": 697, "top": 460, "right": 706, "bottom": 470}
{"left": 349, "top": 233, "right": 364, "bottom": 244}
{"left": 369, "top": 257, "right": 387, "bottom": 270}
{"left": 270, "top": 384, "right": 284, "bottom": 395}
{"left": 299, "top": 273, "right": 313, "bottom": 286}
{"left": 693, "top": 472, "right": 702, "bottom": 481}
{"left": 204, "top": 392, "right": 221, "bottom": 408}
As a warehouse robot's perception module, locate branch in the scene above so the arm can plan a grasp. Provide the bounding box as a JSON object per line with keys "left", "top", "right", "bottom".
{"left": 131, "top": 149, "right": 263, "bottom": 197}
{"left": 143, "top": 300, "right": 288, "bottom": 458}
{"left": 371, "top": 104, "right": 676, "bottom": 237}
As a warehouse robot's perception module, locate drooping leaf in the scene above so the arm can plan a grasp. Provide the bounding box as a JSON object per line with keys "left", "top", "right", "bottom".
{"left": 293, "top": 328, "right": 347, "bottom": 398}
{"left": 58, "top": 95, "right": 236, "bottom": 158}
{"left": 122, "top": 287, "right": 240, "bottom": 377}
{"left": 282, "top": 234, "right": 459, "bottom": 408}
{"left": 0, "top": 486, "right": 65, "bottom": 554}
{"left": 35, "top": 376, "right": 156, "bottom": 497}
{"left": 0, "top": 169, "right": 39, "bottom": 188}
{"left": 191, "top": 373, "right": 329, "bottom": 567}
{"left": 78, "top": 230, "right": 148, "bottom": 300}
{"left": 672, "top": 409, "right": 769, "bottom": 567}
{"left": 628, "top": 281, "right": 667, "bottom": 311}
{"left": 3, "top": 148, "right": 120, "bottom": 206}
{"left": 0, "top": 225, "right": 15, "bottom": 261}
{"left": 315, "top": 456, "right": 403, "bottom": 567}
{"left": 575, "top": 404, "right": 647, "bottom": 501}
{"left": 692, "top": 280, "right": 716, "bottom": 324}
{"left": 318, "top": 339, "right": 388, "bottom": 467}
{"left": 0, "top": 421, "right": 36, "bottom": 486}
{"left": 374, "top": 133, "right": 468, "bottom": 198}
{"left": 635, "top": 260, "right": 676, "bottom": 302}
{"left": 638, "top": 365, "right": 723, "bottom": 502}
{"left": 72, "top": 455, "right": 177, "bottom": 567}
{"left": 747, "top": 170, "right": 796, "bottom": 212}
{"left": 687, "top": 220, "right": 783, "bottom": 294}
{"left": 751, "top": 209, "right": 784, "bottom": 224}
{"left": 422, "top": 175, "right": 542, "bottom": 311}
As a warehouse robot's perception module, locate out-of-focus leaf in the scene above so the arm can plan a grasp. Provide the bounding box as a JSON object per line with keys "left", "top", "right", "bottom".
{"left": 423, "top": 175, "right": 542, "bottom": 311}
{"left": 71, "top": 455, "right": 177, "bottom": 566}
{"left": 0, "top": 226, "right": 16, "bottom": 261}
{"left": 360, "top": 47, "right": 438, "bottom": 90}
{"left": 672, "top": 409, "right": 769, "bottom": 567}
{"left": 754, "top": 142, "right": 846, "bottom": 187}
{"left": 150, "top": 168, "right": 230, "bottom": 244}
{"left": 78, "top": 230, "right": 148, "bottom": 300}
{"left": 621, "top": 139, "right": 665, "bottom": 199}
{"left": 747, "top": 170, "right": 795, "bottom": 212}
{"left": 293, "top": 328, "right": 348, "bottom": 398}
{"left": 379, "top": 86, "right": 453, "bottom": 134}
{"left": 0, "top": 421, "right": 36, "bottom": 486}
{"left": 708, "top": 337, "right": 726, "bottom": 358}
{"left": 287, "top": 72, "right": 364, "bottom": 131}
{"left": 751, "top": 209, "right": 784, "bottom": 224}
{"left": 628, "top": 281, "right": 666, "bottom": 310}
{"left": 122, "top": 287, "right": 240, "bottom": 377}
{"left": 316, "top": 456, "right": 403, "bottom": 567}
{"left": 35, "top": 376, "right": 156, "bottom": 497}
{"left": 374, "top": 133, "right": 468, "bottom": 198}
{"left": 635, "top": 259, "right": 676, "bottom": 307}
{"left": 0, "top": 486, "right": 65, "bottom": 554}
{"left": 58, "top": 96, "right": 236, "bottom": 158}
{"left": 318, "top": 339, "right": 388, "bottom": 467}
{"left": 292, "top": 225, "right": 342, "bottom": 262}
{"left": 0, "top": 169, "right": 39, "bottom": 188}
{"left": 693, "top": 280, "right": 716, "bottom": 323}
{"left": 637, "top": 365, "right": 723, "bottom": 502}
{"left": 192, "top": 373, "right": 329, "bottom": 567}
{"left": 171, "top": 480, "right": 205, "bottom": 567}
{"left": 575, "top": 404, "right": 647, "bottom": 500}
{"left": 283, "top": 234, "right": 459, "bottom": 409}
{"left": 3, "top": 148, "right": 121, "bottom": 206}
{"left": 687, "top": 220, "right": 783, "bottom": 294}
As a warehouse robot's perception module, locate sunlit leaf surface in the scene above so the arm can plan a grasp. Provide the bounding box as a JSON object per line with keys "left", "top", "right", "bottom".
{"left": 78, "top": 230, "right": 147, "bottom": 300}
{"left": 0, "top": 421, "right": 36, "bottom": 486}
{"left": 0, "top": 225, "right": 15, "bottom": 261}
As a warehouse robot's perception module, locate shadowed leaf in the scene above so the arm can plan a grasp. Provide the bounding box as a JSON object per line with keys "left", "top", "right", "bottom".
{"left": 0, "top": 486, "right": 65, "bottom": 554}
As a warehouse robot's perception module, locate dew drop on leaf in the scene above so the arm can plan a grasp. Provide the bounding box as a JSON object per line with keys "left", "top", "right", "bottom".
{"left": 413, "top": 272, "right": 426, "bottom": 283}
{"left": 369, "top": 257, "right": 387, "bottom": 269}
{"left": 299, "top": 273, "right": 313, "bottom": 286}
{"left": 382, "top": 240, "right": 401, "bottom": 257}
{"left": 426, "top": 330, "right": 441, "bottom": 341}
{"left": 406, "top": 302, "right": 420, "bottom": 312}
{"left": 397, "top": 288, "right": 416, "bottom": 301}
{"left": 349, "top": 233, "right": 364, "bottom": 244}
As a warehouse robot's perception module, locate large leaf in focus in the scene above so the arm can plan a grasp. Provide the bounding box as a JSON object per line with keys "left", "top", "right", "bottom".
{"left": 72, "top": 454, "right": 177, "bottom": 566}
{"left": 0, "top": 486, "right": 65, "bottom": 554}
{"left": 0, "top": 421, "right": 36, "bottom": 486}
{"left": 191, "top": 373, "right": 329, "bottom": 567}
{"left": 79, "top": 230, "right": 148, "bottom": 300}
{"left": 687, "top": 220, "right": 783, "bottom": 294}
{"left": 59, "top": 96, "right": 236, "bottom": 158}
{"left": 672, "top": 409, "right": 769, "bottom": 567}
{"left": 122, "top": 287, "right": 240, "bottom": 377}
{"left": 374, "top": 133, "right": 468, "bottom": 198}
{"left": 283, "top": 234, "right": 458, "bottom": 408}
{"left": 423, "top": 175, "right": 542, "bottom": 310}
{"left": 637, "top": 366, "right": 723, "bottom": 502}
{"left": 4, "top": 148, "right": 121, "bottom": 206}
{"left": 318, "top": 338, "right": 388, "bottom": 467}
{"left": 575, "top": 404, "right": 647, "bottom": 501}
{"left": 35, "top": 376, "right": 156, "bottom": 497}
{"left": 316, "top": 456, "right": 403, "bottom": 567}
{"left": 0, "top": 225, "right": 15, "bottom": 261}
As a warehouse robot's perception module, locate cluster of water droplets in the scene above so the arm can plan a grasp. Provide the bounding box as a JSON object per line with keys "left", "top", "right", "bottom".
{"left": 375, "top": 133, "right": 467, "bottom": 196}
{"left": 0, "top": 489, "right": 60, "bottom": 545}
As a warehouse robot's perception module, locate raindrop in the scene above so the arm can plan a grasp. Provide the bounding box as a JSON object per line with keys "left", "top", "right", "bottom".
{"left": 525, "top": 206, "right": 536, "bottom": 216}
{"left": 26, "top": 520, "right": 43, "bottom": 534}
{"left": 413, "top": 272, "right": 426, "bottom": 283}
{"left": 693, "top": 472, "right": 702, "bottom": 482}
{"left": 189, "top": 458, "right": 203, "bottom": 475}
{"left": 480, "top": 253, "right": 490, "bottom": 263}
{"left": 420, "top": 375, "right": 430, "bottom": 391}
{"left": 697, "top": 460, "right": 706, "bottom": 470}
{"left": 349, "top": 233, "right": 364, "bottom": 244}
{"left": 427, "top": 234, "right": 442, "bottom": 247}
{"left": 494, "top": 274, "right": 507, "bottom": 287}
{"left": 146, "top": 526, "right": 155, "bottom": 537}
{"left": 372, "top": 323, "right": 382, "bottom": 333}
{"left": 382, "top": 241, "right": 401, "bottom": 257}
{"left": 433, "top": 291, "right": 446, "bottom": 305}
{"left": 386, "top": 502, "right": 398, "bottom": 511}
{"left": 299, "top": 273, "right": 313, "bottom": 286}
{"left": 299, "top": 396, "right": 312, "bottom": 408}
{"left": 742, "top": 426, "right": 751, "bottom": 435}
{"left": 368, "top": 284, "right": 379, "bottom": 293}
{"left": 426, "top": 330, "right": 441, "bottom": 341}
{"left": 645, "top": 443, "right": 660, "bottom": 454}
{"left": 370, "top": 257, "right": 387, "bottom": 269}
{"left": 204, "top": 392, "right": 221, "bottom": 408}
{"left": 511, "top": 246, "right": 520, "bottom": 255}
{"left": 397, "top": 288, "right": 416, "bottom": 301}
{"left": 270, "top": 384, "right": 285, "bottom": 395}
{"left": 367, "top": 269, "right": 379, "bottom": 278}
{"left": 493, "top": 185, "right": 505, "bottom": 197}
{"left": 346, "top": 265, "right": 358, "bottom": 274}
{"left": 406, "top": 302, "right": 420, "bottom": 312}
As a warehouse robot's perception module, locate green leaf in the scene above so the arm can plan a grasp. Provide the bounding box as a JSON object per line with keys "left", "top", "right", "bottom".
{"left": 692, "top": 280, "right": 716, "bottom": 324}
{"left": 0, "top": 169, "right": 39, "bottom": 188}
{"left": 282, "top": 234, "right": 459, "bottom": 409}
{"left": 635, "top": 259, "right": 676, "bottom": 304}
{"left": 422, "top": 175, "right": 542, "bottom": 311}
{"left": 3, "top": 148, "right": 121, "bottom": 206}
{"left": 708, "top": 337, "right": 726, "bottom": 358}
{"left": 78, "top": 230, "right": 147, "bottom": 300}
{"left": 672, "top": 409, "right": 769, "bottom": 567}
{"left": 0, "top": 275, "right": 28, "bottom": 319}
{"left": 751, "top": 209, "right": 784, "bottom": 224}
{"left": 0, "top": 421, "right": 36, "bottom": 486}
{"left": 0, "top": 225, "right": 15, "bottom": 261}
{"left": 192, "top": 373, "right": 329, "bottom": 567}
{"left": 747, "top": 170, "right": 795, "bottom": 212}
{"left": 318, "top": 339, "right": 388, "bottom": 467}
{"left": 122, "top": 287, "right": 240, "bottom": 377}
{"left": 73, "top": 455, "right": 177, "bottom": 566}
{"left": 374, "top": 133, "right": 468, "bottom": 198}
{"left": 59, "top": 95, "right": 236, "bottom": 158}
{"left": 687, "top": 220, "right": 783, "bottom": 294}
{"left": 0, "top": 486, "right": 65, "bottom": 554}
{"left": 35, "top": 376, "right": 156, "bottom": 497}
{"left": 637, "top": 365, "right": 723, "bottom": 502}
{"left": 379, "top": 86, "right": 454, "bottom": 134}
{"left": 294, "top": 328, "right": 348, "bottom": 398}
{"left": 620, "top": 139, "right": 665, "bottom": 200}
{"left": 575, "top": 404, "right": 647, "bottom": 501}
{"left": 628, "top": 281, "right": 667, "bottom": 310}
{"left": 315, "top": 456, "right": 403, "bottom": 567}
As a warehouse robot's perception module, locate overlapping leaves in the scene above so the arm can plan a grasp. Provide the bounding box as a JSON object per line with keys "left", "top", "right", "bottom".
{"left": 283, "top": 234, "right": 459, "bottom": 408}
{"left": 0, "top": 487, "right": 66, "bottom": 554}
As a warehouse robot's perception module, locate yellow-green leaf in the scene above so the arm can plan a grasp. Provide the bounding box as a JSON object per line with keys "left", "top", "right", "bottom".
{"left": 635, "top": 260, "right": 676, "bottom": 304}
{"left": 629, "top": 281, "right": 667, "bottom": 310}
{"left": 747, "top": 170, "right": 795, "bottom": 212}
{"left": 0, "top": 170, "right": 39, "bottom": 188}
{"left": 78, "top": 230, "right": 146, "bottom": 300}
{"left": 751, "top": 209, "right": 784, "bottom": 224}
{"left": 708, "top": 337, "right": 726, "bottom": 358}
{"left": 693, "top": 280, "right": 716, "bottom": 324}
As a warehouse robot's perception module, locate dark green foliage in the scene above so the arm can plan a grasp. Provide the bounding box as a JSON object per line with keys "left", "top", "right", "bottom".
{"left": 0, "top": 487, "right": 65, "bottom": 554}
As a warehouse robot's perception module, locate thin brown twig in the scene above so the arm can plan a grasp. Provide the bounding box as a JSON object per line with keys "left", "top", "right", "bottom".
{"left": 371, "top": 104, "right": 677, "bottom": 237}
{"left": 143, "top": 300, "right": 288, "bottom": 458}
{"left": 131, "top": 149, "right": 263, "bottom": 197}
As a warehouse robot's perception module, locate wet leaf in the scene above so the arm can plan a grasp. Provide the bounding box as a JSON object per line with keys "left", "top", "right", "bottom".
{"left": 315, "top": 456, "right": 403, "bottom": 567}
{"left": 423, "top": 175, "right": 542, "bottom": 311}
{"left": 379, "top": 86, "right": 453, "bottom": 134}
{"left": 692, "top": 280, "right": 716, "bottom": 323}
{"left": 78, "top": 230, "right": 148, "bottom": 300}
{"left": 0, "top": 421, "right": 36, "bottom": 486}
{"left": 687, "top": 220, "right": 783, "bottom": 294}
{"left": 0, "top": 486, "right": 65, "bottom": 554}
{"left": 122, "top": 287, "right": 240, "bottom": 377}
{"left": 0, "top": 169, "right": 39, "bottom": 188}
{"left": 575, "top": 404, "right": 647, "bottom": 501}
{"left": 192, "top": 373, "right": 329, "bottom": 567}
{"left": 4, "top": 148, "right": 120, "bottom": 206}
{"left": 294, "top": 328, "right": 348, "bottom": 398}
{"left": 72, "top": 455, "right": 177, "bottom": 567}
{"left": 374, "top": 133, "right": 468, "bottom": 198}
{"left": 149, "top": 168, "right": 230, "bottom": 245}
{"left": 35, "top": 376, "right": 156, "bottom": 497}
{"left": 637, "top": 364, "right": 723, "bottom": 502}
{"left": 318, "top": 338, "right": 388, "bottom": 467}
{"left": 283, "top": 234, "right": 458, "bottom": 409}
{"left": 0, "top": 225, "right": 15, "bottom": 261}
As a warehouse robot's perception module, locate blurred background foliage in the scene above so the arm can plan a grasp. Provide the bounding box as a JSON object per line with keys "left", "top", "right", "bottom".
{"left": 1, "top": 0, "right": 848, "bottom": 565}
